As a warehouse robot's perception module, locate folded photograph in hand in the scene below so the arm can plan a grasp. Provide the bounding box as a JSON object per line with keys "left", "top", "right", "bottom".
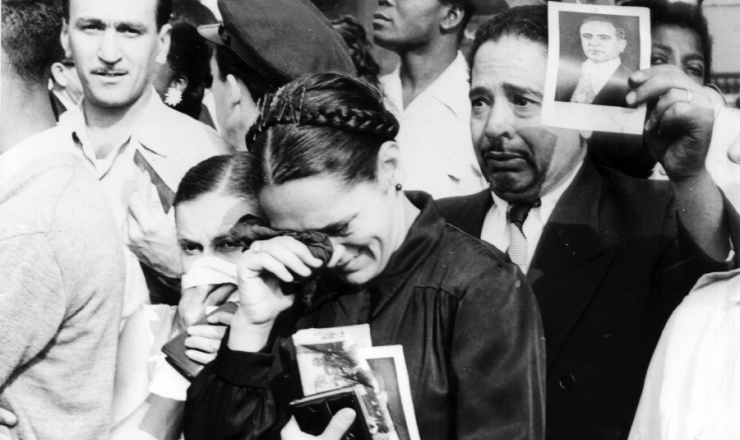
{"left": 542, "top": 2, "right": 650, "bottom": 134}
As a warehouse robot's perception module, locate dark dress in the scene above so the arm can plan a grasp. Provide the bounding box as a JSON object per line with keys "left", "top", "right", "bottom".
{"left": 183, "top": 192, "right": 546, "bottom": 440}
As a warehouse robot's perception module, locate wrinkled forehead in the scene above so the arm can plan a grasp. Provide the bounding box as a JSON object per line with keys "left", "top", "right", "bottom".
{"left": 471, "top": 36, "right": 548, "bottom": 92}
{"left": 580, "top": 20, "right": 618, "bottom": 38}
{"left": 68, "top": 0, "right": 158, "bottom": 26}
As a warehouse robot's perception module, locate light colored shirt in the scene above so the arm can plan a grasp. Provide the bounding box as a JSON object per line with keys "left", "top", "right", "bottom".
{"left": 480, "top": 161, "right": 583, "bottom": 274}
{"left": 380, "top": 52, "right": 487, "bottom": 199}
{"left": 628, "top": 267, "right": 740, "bottom": 440}
{"left": 59, "top": 90, "right": 232, "bottom": 317}
{"left": 582, "top": 57, "right": 623, "bottom": 96}
{"left": 0, "top": 128, "right": 124, "bottom": 440}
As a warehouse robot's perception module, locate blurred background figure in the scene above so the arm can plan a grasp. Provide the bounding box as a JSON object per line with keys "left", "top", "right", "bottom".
{"left": 153, "top": 22, "right": 214, "bottom": 122}
{"left": 332, "top": 15, "right": 381, "bottom": 88}
{"left": 198, "top": 0, "right": 357, "bottom": 151}
{"left": 49, "top": 45, "right": 83, "bottom": 120}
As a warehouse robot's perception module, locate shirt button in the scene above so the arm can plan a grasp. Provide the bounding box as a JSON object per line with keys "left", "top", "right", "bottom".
{"left": 559, "top": 374, "right": 576, "bottom": 390}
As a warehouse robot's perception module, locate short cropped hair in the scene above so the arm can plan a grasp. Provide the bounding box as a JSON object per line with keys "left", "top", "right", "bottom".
{"left": 580, "top": 16, "right": 626, "bottom": 41}
{"left": 62, "top": 0, "right": 172, "bottom": 29}
{"left": 622, "top": 0, "right": 712, "bottom": 82}
{"left": 1, "top": 0, "right": 64, "bottom": 84}
{"left": 469, "top": 5, "right": 548, "bottom": 69}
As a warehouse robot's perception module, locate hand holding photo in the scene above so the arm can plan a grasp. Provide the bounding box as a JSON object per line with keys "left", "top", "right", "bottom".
{"left": 542, "top": 2, "right": 650, "bottom": 134}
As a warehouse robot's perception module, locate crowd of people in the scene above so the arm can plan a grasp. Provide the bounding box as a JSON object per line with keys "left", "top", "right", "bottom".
{"left": 0, "top": 0, "right": 739, "bottom": 439}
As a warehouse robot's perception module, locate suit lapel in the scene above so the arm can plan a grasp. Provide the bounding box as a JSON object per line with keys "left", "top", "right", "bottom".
{"left": 528, "top": 162, "right": 616, "bottom": 366}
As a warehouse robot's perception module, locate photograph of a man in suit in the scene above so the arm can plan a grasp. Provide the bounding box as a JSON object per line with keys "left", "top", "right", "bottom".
{"left": 555, "top": 15, "right": 632, "bottom": 107}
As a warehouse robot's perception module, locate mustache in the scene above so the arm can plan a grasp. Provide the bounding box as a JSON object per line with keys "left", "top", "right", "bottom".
{"left": 91, "top": 68, "right": 127, "bottom": 75}
{"left": 479, "top": 127, "right": 558, "bottom": 159}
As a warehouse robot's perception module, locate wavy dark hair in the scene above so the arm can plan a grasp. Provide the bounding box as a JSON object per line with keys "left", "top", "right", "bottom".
{"left": 166, "top": 22, "right": 212, "bottom": 119}
{"left": 331, "top": 15, "right": 381, "bottom": 88}
{"left": 174, "top": 152, "right": 256, "bottom": 207}
{"left": 247, "top": 72, "right": 400, "bottom": 192}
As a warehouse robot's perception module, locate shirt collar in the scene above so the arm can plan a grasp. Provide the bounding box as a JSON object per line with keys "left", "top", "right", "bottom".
{"left": 490, "top": 159, "right": 584, "bottom": 225}
{"left": 582, "top": 57, "right": 622, "bottom": 76}
{"left": 59, "top": 88, "right": 169, "bottom": 158}
{"left": 383, "top": 51, "right": 470, "bottom": 119}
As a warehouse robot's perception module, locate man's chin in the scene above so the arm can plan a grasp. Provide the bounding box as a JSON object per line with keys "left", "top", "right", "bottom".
{"left": 488, "top": 173, "right": 542, "bottom": 202}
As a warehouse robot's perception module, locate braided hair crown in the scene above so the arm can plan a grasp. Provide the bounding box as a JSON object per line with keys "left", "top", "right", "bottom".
{"left": 246, "top": 72, "right": 399, "bottom": 144}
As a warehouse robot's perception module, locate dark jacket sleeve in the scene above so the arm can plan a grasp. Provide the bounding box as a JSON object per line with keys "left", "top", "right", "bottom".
{"left": 654, "top": 191, "right": 739, "bottom": 325}
{"left": 183, "top": 337, "right": 288, "bottom": 440}
{"left": 451, "top": 257, "right": 546, "bottom": 440}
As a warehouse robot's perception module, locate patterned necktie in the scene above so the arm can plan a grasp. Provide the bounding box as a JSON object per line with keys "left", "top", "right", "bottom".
{"left": 507, "top": 200, "right": 540, "bottom": 273}
{"left": 570, "top": 74, "right": 596, "bottom": 104}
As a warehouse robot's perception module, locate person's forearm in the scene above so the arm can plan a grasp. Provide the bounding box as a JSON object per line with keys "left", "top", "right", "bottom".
{"left": 227, "top": 311, "right": 274, "bottom": 352}
{"left": 672, "top": 169, "right": 730, "bottom": 261}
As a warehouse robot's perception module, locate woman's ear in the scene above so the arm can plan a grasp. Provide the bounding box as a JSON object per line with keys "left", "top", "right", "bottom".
{"left": 377, "top": 141, "right": 405, "bottom": 190}
{"left": 168, "top": 75, "right": 188, "bottom": 93}
{"left": 226, "top": 74, "right": 243, "bottom": 106}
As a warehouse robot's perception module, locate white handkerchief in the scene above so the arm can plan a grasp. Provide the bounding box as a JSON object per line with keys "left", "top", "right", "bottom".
{"left": 181, "top": 256, "right": 238, "bottom": 290}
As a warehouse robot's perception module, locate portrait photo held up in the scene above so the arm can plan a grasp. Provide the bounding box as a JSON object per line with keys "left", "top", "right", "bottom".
{"left": 543, "top": 2, "right": 650, "bottom": 134}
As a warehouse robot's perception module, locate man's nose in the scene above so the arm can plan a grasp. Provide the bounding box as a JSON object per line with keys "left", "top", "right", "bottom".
{"left": 484, "top": 100, "right": 516, "bottom": 140}
{"left": 98, "top": 28, "right": 122, "bottom": 64}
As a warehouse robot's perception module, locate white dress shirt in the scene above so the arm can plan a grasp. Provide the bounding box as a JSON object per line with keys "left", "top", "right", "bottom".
{"left": 582, "top": 57, "right": 623, "bottom": 96}
{"left": 480, "top": 161, "right": 583, "bottom": 274}
{"left": 628, "top": 268, "right": 740, "bottom": 440}
{"left": 380, "top": 52, "right": 487, "bottom": 199}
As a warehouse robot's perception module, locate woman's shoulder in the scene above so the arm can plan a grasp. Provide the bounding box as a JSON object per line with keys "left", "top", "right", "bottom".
{"left": 421, "top": 224, "right": 522, "bottom": 299}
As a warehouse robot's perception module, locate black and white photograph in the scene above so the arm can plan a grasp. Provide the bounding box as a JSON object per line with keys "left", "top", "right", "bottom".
{"left": 542, "top": 2, "right": 650, "bottom": 134}
{"left": 3, "top": 0, "right": 740, "bottom": 440}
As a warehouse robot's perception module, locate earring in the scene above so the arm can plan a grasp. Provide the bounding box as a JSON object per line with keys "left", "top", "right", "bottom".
{"left": 164, "top": 87, "right": 182, "bottom": 107}
{"left": 395, "top": 183, "right": 403, "bottom": 192}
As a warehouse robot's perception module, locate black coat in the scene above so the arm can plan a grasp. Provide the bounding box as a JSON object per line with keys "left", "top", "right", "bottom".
{"left": 437, "top": 161, "right": 739, "bottom": 440}
{"left": 184, "top": 192, "right": 546, "bottom": 440}
{"left": 555, "top": 62, "right": 633, "bottom": 108}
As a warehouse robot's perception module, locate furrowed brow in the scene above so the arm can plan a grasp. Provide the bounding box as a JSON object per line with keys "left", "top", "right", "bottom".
{"left": 502, "top": 83, "right": 543, "bottom": 100}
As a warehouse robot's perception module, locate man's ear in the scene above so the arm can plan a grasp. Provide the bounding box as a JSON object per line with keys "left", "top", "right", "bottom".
{"left": 61, "top": 22, "right": 72, "bottom": 59}
{"left": 377, "top": 141, "right": 404, "bottom": 190}
{"left": 618, "top": 38, "right": 627, "bottom": 54}
{"left": 51, "top": 62, "right": 68, "bottom": 87}
{"left": 225, "top": 74, "right": 244, "bottom": 107}
{"left": 155, "top": 24, "right": 172, "bottom": 65}
{"left": 168, "top": 75, "right": 188, "bottom": 93}
{"left": 440, "top": 3, "right": 465, "bottom": 35}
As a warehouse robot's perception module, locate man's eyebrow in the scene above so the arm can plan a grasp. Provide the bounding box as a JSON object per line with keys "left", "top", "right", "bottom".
{"left": 115, "top": 21, "right": 148, "bottom": 31}
{"left": 74, "top": 17, "right": 105, "bottom": 27}
{"left": 502, "top": 83, "right": 543, "bottom": 100}
{"left": 469, "top": 86, "right": 490, "bottom": 99}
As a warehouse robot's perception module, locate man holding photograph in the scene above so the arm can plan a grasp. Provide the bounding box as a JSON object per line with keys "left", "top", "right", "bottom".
{"left": 438, "top": 5, "right": 739, "bottom": 439}
{"left": 556, "top": 15, "right": 632, "bottom": 107}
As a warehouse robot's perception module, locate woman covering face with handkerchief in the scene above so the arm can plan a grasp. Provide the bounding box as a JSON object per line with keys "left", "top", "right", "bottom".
{"left": 184, "top": 72, "right": 548, "bottom": 440}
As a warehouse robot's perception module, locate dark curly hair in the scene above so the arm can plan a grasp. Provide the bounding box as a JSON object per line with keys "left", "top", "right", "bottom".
{"left": 2, "top": 0, "right": 63, "bottom": 83}
{"left": 469, "top": 5, "right": 548, "bottom": 69}
{"left": 247, "top": 72, "right": 400, "bottom": 192}
{"left": 332, "top": 15, "right": 381, "bottom": 88}
{"left": 165, "top": 22, "right": 212, "bottom": 119}
{"left": 622, "top": 0, "right": 712, "bottom": 83}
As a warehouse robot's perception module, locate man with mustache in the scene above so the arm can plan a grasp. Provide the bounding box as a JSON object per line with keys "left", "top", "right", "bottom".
{"left": 556, "top": 16, "right": 632, "bottom": 107}
{"left": 437, "top": 6, "right": 739, "bottom": 440}
{"left": 59, "top": 0, "right": 232, "bottom": 316}
{"left": 372, "top": 0, "right": 505, "bottom": 198}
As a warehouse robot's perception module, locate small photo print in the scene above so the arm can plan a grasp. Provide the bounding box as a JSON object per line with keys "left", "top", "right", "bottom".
{"left": 542, "top": 2, "right": 650, "bottom": 134}
{"left": 360, "top": 346, "right": 421, "bottom": 440}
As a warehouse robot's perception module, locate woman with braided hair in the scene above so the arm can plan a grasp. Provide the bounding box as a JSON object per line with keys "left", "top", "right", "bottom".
{"left": 184, "top": 72, "right": 546, "bottom": 440}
